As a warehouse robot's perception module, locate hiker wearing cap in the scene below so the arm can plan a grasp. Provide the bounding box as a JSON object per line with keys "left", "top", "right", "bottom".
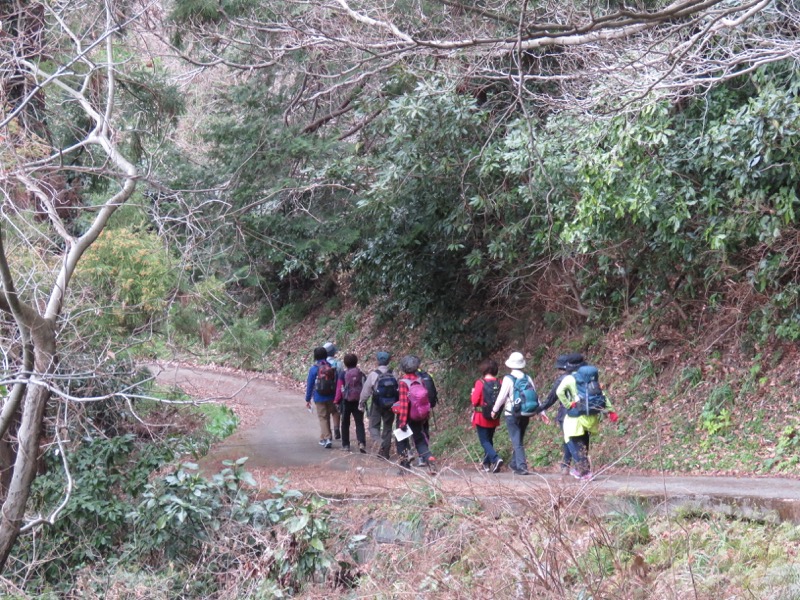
{"left": 324, "top": 342, "right": 344, "bottom": 442}
{"left": 471, "top": 359, "right": 503, "bottom": 473}
{"left": 395, "top": 355, "right": 435, "bottom": 470}
{"left": 360, "top": 351, "right": 397, "bottom": 459}
{"left": 490, "top": 352, "right": 549, "bottom": 476}
{"left": 544, "top": 353, "right": 587, "bottom": 475}
{"left": 305, "top": 346, "right": 337, "bottom": 449}
{"left": 556, "top": 360, "right": 619, "bottom": 481}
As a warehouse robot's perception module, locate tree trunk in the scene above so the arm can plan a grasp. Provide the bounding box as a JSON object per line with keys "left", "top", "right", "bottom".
{"left": 0, "top": 318, "right": 55, "bottom": 568}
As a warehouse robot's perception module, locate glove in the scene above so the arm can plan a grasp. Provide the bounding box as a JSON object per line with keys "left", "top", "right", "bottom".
{"left": 608, "top": 411, "right": 619, "bottom": 423}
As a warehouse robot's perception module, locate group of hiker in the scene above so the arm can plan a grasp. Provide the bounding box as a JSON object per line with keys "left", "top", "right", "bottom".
{"left": 304, "top": 343, "right": 438, "bottom": 469}
{"left": 305, "top": 344, "right": 618, "bottom": 479}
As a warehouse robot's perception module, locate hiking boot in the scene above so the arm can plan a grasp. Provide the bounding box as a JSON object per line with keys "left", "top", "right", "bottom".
{"left": 318, "top": 439, "right": 327, "bottom": 446}
{"left": 560, "top": 464, "right": 570, "bottom": 476}
{"left": 513, "top": 468, "right": 530, "bottom": 475}
{"left": 334, "top": 428, "right": 341, "bottom": 440}
{"left": 359, "top": 443, "right": 367, "bottom": 454}
{"left": 416, "top": 457, "right": 427, "bottom": 467}
{"left": 342, "top": 445, "right": 351, "bottom": 452}
{"left": 491, "top": 458, "right": 504, "bottom": 473}
{"left": 378, "top": 448, "right": 390, "bottom": 460}
{"left": 579, "top": 472, "right": 594, "bottom": 482}
{"left": 570, "top": 468, "right": 581, "bottom": 479}
{"left": 324, "top": 439, "right": 332, "bottom": 449}
{"left": 399, "top": 459, "right": 411, "bottom": 470}
{"left": 481, "top": 463, "right": 491, "bottom": 473}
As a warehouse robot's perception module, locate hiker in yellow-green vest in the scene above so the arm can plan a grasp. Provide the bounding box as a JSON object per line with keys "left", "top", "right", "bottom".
{"left": 556, "top": 362, "right": 619, "bottom": 482}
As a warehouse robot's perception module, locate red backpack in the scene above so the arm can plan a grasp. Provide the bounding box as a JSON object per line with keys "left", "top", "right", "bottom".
{"left": 315, "top": 361, "right": 336, "bottom": 396}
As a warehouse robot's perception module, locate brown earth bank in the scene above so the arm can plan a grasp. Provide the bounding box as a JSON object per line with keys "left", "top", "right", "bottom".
{"left": 151, "top": 362, "right": 800, "bottom": 523}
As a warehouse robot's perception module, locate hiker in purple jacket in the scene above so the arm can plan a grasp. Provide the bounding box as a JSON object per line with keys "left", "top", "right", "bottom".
{"left": 339, "top": 353, "right": 367, "bottom": 453}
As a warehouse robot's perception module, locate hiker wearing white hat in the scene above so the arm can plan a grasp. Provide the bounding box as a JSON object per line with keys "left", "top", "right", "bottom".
{"left": 490, "top": 351, "right": 550, "bottom": 475}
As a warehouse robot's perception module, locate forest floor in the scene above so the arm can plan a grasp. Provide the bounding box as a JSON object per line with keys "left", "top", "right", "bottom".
{"left": 152, "top": 361, "right": 800, "bottom": 523}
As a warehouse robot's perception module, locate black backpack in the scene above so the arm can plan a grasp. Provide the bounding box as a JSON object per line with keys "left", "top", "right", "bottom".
{"left": 480, "top": 379, "right": 499, "bottom": 420}
{"left": 373, "top": 370, "right": 399, "bottom": 408}
{"left": 418, "top": 370, "right": 438, "bottom": 408}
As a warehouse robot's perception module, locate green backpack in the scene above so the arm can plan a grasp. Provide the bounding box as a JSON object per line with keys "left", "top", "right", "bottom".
{"left": 510, "top": 374, "right": 539, "bottom": 417}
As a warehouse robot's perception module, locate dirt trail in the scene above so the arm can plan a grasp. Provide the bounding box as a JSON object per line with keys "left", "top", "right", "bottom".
{"left": 152, "top": 362, "right": 800, "bottom": 521}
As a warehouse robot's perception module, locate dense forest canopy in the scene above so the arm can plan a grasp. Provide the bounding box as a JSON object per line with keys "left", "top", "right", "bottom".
{"left": 1, "top": 0, "right": 800, "bottom": 591}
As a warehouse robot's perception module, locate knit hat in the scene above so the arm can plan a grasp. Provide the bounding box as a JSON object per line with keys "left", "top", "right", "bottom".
{"left": 505, "top": 352, "right": 526, "bottom": 370}
{"left": 323, "top": 342, "right": 337, "bottom": 357}
{"left": 376, "top": 351, "right": 391, "bottom": 366}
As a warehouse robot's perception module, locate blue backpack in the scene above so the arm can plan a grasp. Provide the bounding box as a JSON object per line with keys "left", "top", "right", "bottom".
{"left": 510, "top": 374, "right": 539, "bottom": 417}
{"left": 567, "top": 365, "right": 607, "bottom": 417}
{"left": 373, "top": 370, "right": 399, "bottom": 408}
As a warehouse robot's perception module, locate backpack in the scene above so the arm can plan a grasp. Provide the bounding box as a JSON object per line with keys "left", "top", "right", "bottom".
{"left": 314, "top": 361, "right": 337, "bottom": 396}
{"left": 399, "top": 378, "right": 431, "bottom": 422}
{"left": 418, "top": 370, "right": 438, "bottom": 408}
{"left": 567, "top": 365, "right": 607, "bottom": 417}
{"left": 480, "top": 378, "right": 500, "bottom": 420}
{"left": 373, "top": 370, "right": 399, "bottom": 408}
{"left": 343, "top": 367, "right": 364, "bottom": 402}
{"left": 510, "top": 374, "right": 539, "bottom": 417}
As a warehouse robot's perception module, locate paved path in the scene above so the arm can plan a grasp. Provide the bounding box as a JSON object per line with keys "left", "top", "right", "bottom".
{"left": 152, "top": 363, "right": 800, "bottom": 522}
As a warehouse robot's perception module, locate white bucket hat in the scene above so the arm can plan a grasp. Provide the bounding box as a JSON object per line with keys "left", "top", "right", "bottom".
{"left": 505, "top": 352, "right": 526, "bottom": 370}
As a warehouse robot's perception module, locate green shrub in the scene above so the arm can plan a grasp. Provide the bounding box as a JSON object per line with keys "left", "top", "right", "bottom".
{"left": 215, "top": 317, "right": 280, "bottom": 369}
{"left": 78, "top": 227, "right": 177, "bottom": 333}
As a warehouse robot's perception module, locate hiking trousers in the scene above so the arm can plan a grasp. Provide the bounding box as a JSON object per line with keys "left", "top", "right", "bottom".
{"left": 368, "top": 401, "right": 382, "bottom": 440}
{"left": 341, "top": 401, "right": 366, "bottom": 448}
{"left": 397, "top": 419, "right": 432, "bottom": 461}
{"left": 476, "top": 425, "right": 499, "bottom": 466}
{"left": 567, "top": 433, "right": 591, "bottom": 476}
{"left": 372, "top": 404, "right": 395, "bottom": 457}
{"left": 315, "top": 400, "right": 335, "bottom": 440}
{"left": 505, "top": 415, "right": 530, "bottom": 471}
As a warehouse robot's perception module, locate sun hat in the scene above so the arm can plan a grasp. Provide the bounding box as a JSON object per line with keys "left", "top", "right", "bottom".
{"left": 323, "top": 342, "right": 338, "bottom": 357}
{"left": 505, "top": 352, "right": 526, "bottom": 370}
{"left": 376, "top": 351, "right": 391, "bottom": 365}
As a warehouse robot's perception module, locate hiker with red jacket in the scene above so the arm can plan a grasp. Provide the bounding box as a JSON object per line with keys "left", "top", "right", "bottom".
{"left": 340, "top": 353, "right": 367, "bottom": 453}
{"left": 471, "top": 359, "right": 503, "bottom": 473}
{"left": 305, "top": 346, "right": 337, "bottom": 449}
{"left": 395, "top": 355, "right": 434, "bottom": 470}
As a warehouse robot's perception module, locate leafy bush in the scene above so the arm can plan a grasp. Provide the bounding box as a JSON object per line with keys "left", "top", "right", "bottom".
{"left": 78, "top": 227, "right": 177, "bottom": 333}
{"left": 14, "top": 435, "right": 174, "bottom": 590}
{"left": 215, "top": 317, "right": 280, "bottom": 369}
{"left": 128, "top": 461, "right": 333, "bottom": 595}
